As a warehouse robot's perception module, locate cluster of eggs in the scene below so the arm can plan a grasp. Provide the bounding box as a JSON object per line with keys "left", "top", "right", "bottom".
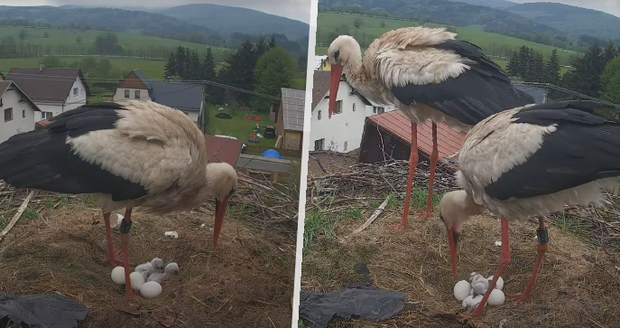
{"left": 453, "top": 272, "right": 505, "bottom": 311}
{"left": 110, "top": 257, "right": 180, "bottom": 299}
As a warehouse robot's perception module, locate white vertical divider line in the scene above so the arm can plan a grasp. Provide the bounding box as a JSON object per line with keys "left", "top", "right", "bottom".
{"left": 291, "top": 0, "right": 318, "bottom": 326}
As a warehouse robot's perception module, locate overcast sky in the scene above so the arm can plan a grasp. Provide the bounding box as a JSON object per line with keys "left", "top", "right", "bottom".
{"left": 0, "top": 0, "right": 313, "bottom": 23}
{"left": 512, "top": 0, "right": 620, "bottom": 17}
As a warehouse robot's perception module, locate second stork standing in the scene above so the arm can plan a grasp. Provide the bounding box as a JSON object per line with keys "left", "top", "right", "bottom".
{"left": 326, "top": 27, "right": 534, "bottom": 227}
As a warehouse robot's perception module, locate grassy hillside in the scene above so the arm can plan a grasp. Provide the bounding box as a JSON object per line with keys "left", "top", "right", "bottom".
{"left": 316, "top": 12, "right": 578, "bottom": 66}
{"left": 162, "top": 4, "right": 309, "bottom": 40}
{"left": 0, "top": 26, "right": 230, "bottom": 61}
{"left": 507, "top": 2, "right": 620, "bottom": 41}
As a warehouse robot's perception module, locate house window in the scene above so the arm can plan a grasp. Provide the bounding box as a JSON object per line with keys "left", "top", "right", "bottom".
{"left": 22, "top": 110, "right": 25, "bottom": 118}
{"left": 4, "top": 107, "right": 13, "bottom": 122}
{"left": 43, "top": 112, "right": 53, "bottom": 119}
{"left": 352, "top": 103, "right": 356, "bottom": 111}
{"left": 377, "top": 107, "right": 385, "bottom": 114}
{"left": 73, "top": 88, "right": 78, "bottom": 96}
{"left": 135, "top": 90, "right": 140, "bottom": 99}
{"left": 124, "top": 90, "right": 130, "bottom": 98}
{"left": 314, "top": 138, "right": 325, "bottom": 151}
{"left": 317, "top": 110, "right": 321, "bottom": 120}
{"left": 334, "top": 100, "right": 342, "bottom": 114}
{"left": 373, "top": 106, "right": 377, "bottom": 114}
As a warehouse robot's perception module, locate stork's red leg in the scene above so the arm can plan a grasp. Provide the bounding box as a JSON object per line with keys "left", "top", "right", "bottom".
{"left": 508, "top": 217, "right": 548, "bottom": 303}
{"left": 102, "top": 211, "right": 123, "bottom": 267}
{"left": 392, "top": 121, "right": 418, "bottom": 230}
{"left": 119, "top": 208, "right": 143, "bottom": 300}
{"left": 462, "top": 218, "right": 512, "bottom": 319}
{"left": 418, "top": 122, "right": 438, "bottom": 219}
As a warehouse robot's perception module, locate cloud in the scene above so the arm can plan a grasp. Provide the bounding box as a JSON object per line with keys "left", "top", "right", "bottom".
{"left": 512, "top": 0, "right": 620, "bottom": 17}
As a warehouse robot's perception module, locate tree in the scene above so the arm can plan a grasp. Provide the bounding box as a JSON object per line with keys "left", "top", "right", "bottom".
{"left": 380, "top": 21, "right": 385, "bottom": 28}
{"left": 41, "top": 56, "right": 62, "bottom": 68}
{"left": 94, "top": 32, "right": 123, "bottom": 55}
{"left": 75, "top": 36, "right": 82, "bottom": 44}
{"left": 601, "top": 57, "right": 620, "bottom": 104}
{"left": 80, "top": 56, "right": 98, "bottom": 77}
{"left": 543, "top": 49, "right": 561, "bottom": 84}
{"left": 253, "top": 45, "right": 297, "bottom": 111}
{"left": 220, "top": 41, "right": 256, "bottom": 106}
{"left": 188, "top": 51, "right": 202, "bottom": 80}
{"left": 43, "top": 31, "right": 49, "bottom": 38}
{"left": 96, "top": 58, "right": 112, "bottom": 78}
{"left": 506, "top": 51, "right": 520, "bottom": 78}
{"left": 561, "top": 45, "right": 607, "bottom": 97}
{"left": 354, "top": 18, "right": 363, "bottom": 29}
{"left": 254, "top": 37, "right": 268, "bottom": 60}
{"left": 202, "top": 47, "right": 221, "bottom": 103}
{"left": 164, "top": 52, "right": 176, "bottom": 77}
{"left": 603, "top": 41, "right": 618, "bottom": 63}
{"left": 18, "top": 29, "right": 26, "bottom": 41}
{"left": 530, "top": 52, "right": 545, "bottom": 82}
{"left": 268, "top": 35, "right": 276, "bottom": 49}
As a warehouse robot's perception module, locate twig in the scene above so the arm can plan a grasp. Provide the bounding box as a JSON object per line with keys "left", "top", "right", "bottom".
{"left": 348, "top": 195, "right": 390, "bottom": 236}
{"left": 309, "top": 155, "right": 329, "bottom": 174}
{"left": 0, "top": 190, "right": 34, "bottom": 243}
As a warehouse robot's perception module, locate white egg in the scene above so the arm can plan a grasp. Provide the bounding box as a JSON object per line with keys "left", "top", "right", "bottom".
{"left": 139, "top": 281, "right": 163, "bottom": 299}
{"left": 111, "top": 266, "right": 125, "bottom": 285}
{"left": 453, "top": 280, "right": 471, "bottom": 301}
{"left": 487, "top": 275, "right": 504, "bottom": 290}
{"left": 487, "top": 288, "right": 505, "bottom": 306}
{"left": 129, "top": 271, "right": 145, "bottom": 290}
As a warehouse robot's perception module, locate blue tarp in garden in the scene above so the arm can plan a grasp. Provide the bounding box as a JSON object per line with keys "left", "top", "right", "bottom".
{"left": 262, "top": 149, "right": 284, "bottom": 159}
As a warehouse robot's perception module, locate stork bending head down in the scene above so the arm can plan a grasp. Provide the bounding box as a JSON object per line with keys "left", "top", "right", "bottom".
{"left": 437, "top": 100, "right": 620, "bottom": 318}
{"left": 326, "top": 27, "right": 534, "bottom": 229}
{"left": 0, "top": 100, "right": 238, "bottom": 299}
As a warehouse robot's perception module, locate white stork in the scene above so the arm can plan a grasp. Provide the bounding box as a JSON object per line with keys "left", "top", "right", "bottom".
{"left": 438, "top": 100, "right": 620, "bottom": 317}
{"left": 326, "top": 27, "right": 534, "bottom": 228}
{"left": 0, "top": 101, "right": 238, "bottom": 299}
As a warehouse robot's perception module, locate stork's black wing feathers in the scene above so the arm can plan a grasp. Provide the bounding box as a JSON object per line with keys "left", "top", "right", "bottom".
{"left": 391, "top": 39, "right": 535, "bottom": 126}
{"left": 484, "top": 101, "right": 620, "bottom": 200}
{"left": 0, "top": 103, "right": 148, "bottom": 202}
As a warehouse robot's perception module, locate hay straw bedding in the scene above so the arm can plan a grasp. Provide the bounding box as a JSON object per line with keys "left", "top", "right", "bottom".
{"left": 301, "top": 210, "right": 620, "bottom": 328}
{"left": 0, "top": 190, "right": 296, "bottom": 328}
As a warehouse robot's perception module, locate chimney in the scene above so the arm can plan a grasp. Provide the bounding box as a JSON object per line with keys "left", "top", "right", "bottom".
{"left": 38, "top": 64, "right": 44, "bottom": 72}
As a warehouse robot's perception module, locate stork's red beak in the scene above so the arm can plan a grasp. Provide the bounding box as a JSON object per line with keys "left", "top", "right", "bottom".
{"left": 213, "top": 197, "right": 228, "bottom": 247}
{"left": 329, "top": 64, "right": 343, "bottom": 119}
{"left": 447, "top": 226, "right": 460, "bottom": 279}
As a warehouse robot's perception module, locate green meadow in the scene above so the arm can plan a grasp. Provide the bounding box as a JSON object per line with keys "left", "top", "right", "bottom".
{"left": 316, "top": 12, "right": 578, "bottom": 66}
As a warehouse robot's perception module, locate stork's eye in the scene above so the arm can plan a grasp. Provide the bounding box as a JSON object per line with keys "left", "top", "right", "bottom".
{"left": 334, "top": 50, "right": 340, "bottom": 61}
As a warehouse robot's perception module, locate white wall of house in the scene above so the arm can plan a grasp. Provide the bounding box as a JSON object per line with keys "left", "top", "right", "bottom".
{"left": 0, "top": 86, "right": 39, "bottom": 144}
{"left": 182, "top": 111, "right": 199, "bottom": 125}
{"left": 113, "top": 87, "right": 151, "bottom": 102}
{"left": 310, "top": 80, "right": 369, "bottom": 153}
{"left": 33, "top": 76, "right": 87, "bottom": 122}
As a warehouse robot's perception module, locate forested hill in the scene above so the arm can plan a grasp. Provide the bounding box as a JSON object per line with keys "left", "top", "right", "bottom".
{"left": 506, "top": 2, "right": 620, "bottom": 41}
{"left": 162, "top": 4, "right": 309, "bottom": 41}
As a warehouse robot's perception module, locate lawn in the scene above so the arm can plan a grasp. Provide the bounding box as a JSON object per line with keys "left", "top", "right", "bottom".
{"left": 316, "top": 12, "right": 579, "bottom": 66}
{"left": 0, "top": 26, "right": 230, "bottom": 61}
{"left": 207, "top": 105, "right": 277, "bottom": 150}
{"left": 0, "top": 57, "right": 167, "bottom": 80}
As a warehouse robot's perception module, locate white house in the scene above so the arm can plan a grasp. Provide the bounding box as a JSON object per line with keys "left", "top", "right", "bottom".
{"left": 113, "top": 69, "right": 205, "bottom": 125}
{"left": 0, "top": 80, "right": 41, "bottom": 144}
{"left": 5, "top": 66, "right": 88, "bottom": 123}
{"left": 310, "top": 70, "right": 395, "bottom": 153}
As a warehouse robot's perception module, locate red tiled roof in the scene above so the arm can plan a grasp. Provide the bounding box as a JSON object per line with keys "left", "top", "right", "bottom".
{"left": 367, "top": 110, "right": 466, "bottom": 168}
{"left": 204, "top": 135, "right": 242, "bottom": 167}
{"left": 312, "top": 70, "right": 330, "bottom": 111}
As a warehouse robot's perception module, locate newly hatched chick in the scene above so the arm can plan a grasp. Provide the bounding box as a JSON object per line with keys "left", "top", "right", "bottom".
{"left": 469, "top": 273, "right": 489, "bottom": 296}
{"left": 147, "top": 262, "right": 180, "bottom": 283}
{"left": 151, "top": 257, "right": 164, "bottom": 271}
